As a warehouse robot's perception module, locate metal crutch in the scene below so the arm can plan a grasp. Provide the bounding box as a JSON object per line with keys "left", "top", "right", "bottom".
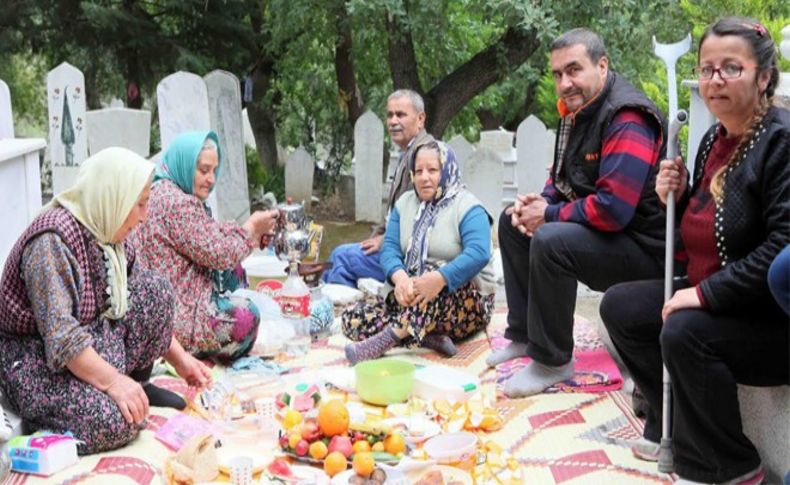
{"left": 653, "top": 33, "right": 691, "bottom": 474}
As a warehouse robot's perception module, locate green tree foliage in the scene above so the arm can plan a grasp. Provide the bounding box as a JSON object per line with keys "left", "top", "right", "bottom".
{"left": 0, "top": 0, "right": 786, "bottom": 194}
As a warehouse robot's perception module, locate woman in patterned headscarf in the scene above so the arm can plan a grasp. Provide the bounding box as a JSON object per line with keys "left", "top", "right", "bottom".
{"left": 0, "top": 147, "right": 210, "bottom": 454}
{"left": 342, "top": 140, "right": 497, "bottom": 364}
{"left": 133, "top": 131, "right": 279, "bottom": 362}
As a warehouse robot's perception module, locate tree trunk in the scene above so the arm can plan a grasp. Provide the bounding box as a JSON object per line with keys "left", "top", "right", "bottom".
{"left": 247, "top": 60, "right": 279, "bottom": 172}
{"left": 424, "top": 26, "right": 541, "bottom": 138}
{"left": 83, "top": 64, "right": 102, "bottom": 110}
{"left": 122, "top": 0, "right": 143, "bottom": 109}
{"left": 502, "top": 79, "right": 539, "bottom": 132}
{"left": 333, "top": 1, "right": 364, "bottom": 128}
{"left": 476, "top": 108, "right": 503, "bottom": 131}
{"left": 385, "top": 5, "right": 422, "bottom": 92}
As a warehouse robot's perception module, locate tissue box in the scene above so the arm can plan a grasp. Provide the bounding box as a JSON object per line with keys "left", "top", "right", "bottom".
{"left": 413, "top": 365, "right": 479, "bottom": 403}
{"left": 8, "top": 433, "right": 78, "bottom": 476}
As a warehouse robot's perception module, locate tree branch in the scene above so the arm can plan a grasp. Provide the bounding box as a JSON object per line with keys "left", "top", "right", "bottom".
{"left": 425, "top": 26, "right": 540, "bottom": 137}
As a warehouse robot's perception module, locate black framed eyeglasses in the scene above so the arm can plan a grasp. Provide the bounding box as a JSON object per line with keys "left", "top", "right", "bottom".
{"left": 693, "top": 63, "right": 756, "bottom": 81}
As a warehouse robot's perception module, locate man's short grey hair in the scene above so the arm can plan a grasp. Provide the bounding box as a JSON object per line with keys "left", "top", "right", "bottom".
{"left": 201, "top": 137, "right": 218, "bottom": 153}
{"left": 388, "top": 89, "right": 425, "bottom": 113}
{"left": 551, "top": 28, "right": 607, "bottom": 63}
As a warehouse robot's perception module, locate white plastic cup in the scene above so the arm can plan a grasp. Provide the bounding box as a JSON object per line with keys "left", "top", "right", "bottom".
{"left": 255, "top": 397, "right": 277, "bottom": 431}
{"left": 229, "top": 455, "right": 254, "bottom": 485}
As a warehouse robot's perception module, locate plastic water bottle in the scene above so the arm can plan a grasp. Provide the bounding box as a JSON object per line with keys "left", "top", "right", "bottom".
{"left": 280, "top": 261, "right": 311, "bottom": 356}
{"left": 279, "top": 261, "right": 310, "bottom": 318}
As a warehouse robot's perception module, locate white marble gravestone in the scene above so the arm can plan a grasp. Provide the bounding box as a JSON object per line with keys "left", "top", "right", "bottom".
{"left": 464, "top": 147, "right": 503, "bottom": 217}
{"left": 242, "top": 108, "right": 256, "bottom": 149}
{"left": 516, "top": 115, "right": 555, "bottom": 195}
{"left": 284, "top": 147, "right": 314, "bottom": 206}
{"left": 447, "top": 134, "right": 475, "bottom": 178}
{"left": 205, "top": 70, "right": 250, "bottom": 223}
{"left": 681, "top": 80, "right": 716, "bottom": 181}
{"left": 0, "top": 79, "right": 13, "bottom": 139}
{"left": 86, "top": 108, "right": 151, "bottom": 157}
{"left": 478, "top": 130, "right": 513, "bottom": 157}
{"left": 479, "top": 130, "right": 517, "bottom": 204}
{"left": 0, "top": 138, "right": 46, "bottom": 268}
{"left": 156, "top": 71, "right": 217, "bottom": 216}
{"left": 157, "top": 71, "right": 211, "bottom": 148}
{"left": 354, "top": 111, "right": 384, "bottom": 222}
{"left": 47, "top": 62, "right": 88, "bottom": 194}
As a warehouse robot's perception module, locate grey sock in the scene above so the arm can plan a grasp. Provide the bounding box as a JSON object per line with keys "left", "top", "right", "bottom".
{"left": 486, "top": 341, "right": 529, "bottom": 367}
{"left": 345, "top": 327, "right": 400, "bottom": 365}
{"left": 504, "top": 360, "right": 574, "bottom": 398}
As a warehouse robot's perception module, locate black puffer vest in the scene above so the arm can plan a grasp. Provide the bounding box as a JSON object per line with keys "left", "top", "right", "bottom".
{"left": 551, "top": 72, "right": 667, "bottom": 258}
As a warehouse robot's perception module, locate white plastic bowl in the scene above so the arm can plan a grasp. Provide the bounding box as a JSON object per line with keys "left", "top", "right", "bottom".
{"left": 422, "top": 432, "right": 478, "bottom": 470}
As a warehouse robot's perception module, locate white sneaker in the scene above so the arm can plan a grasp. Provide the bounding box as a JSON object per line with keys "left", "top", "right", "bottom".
{"left": 630, "top": 437, "right": 659, "bottom": 462}
{"left": 0, "top": 403, "right": 12, "bottom": 441}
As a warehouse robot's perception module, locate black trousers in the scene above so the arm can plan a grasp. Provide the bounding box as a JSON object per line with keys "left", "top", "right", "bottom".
{"left": 601, "top": 278, "right": 789, "bottom": 483}
{"left": 498, "top": 209, "right": 662, "bottom": 365}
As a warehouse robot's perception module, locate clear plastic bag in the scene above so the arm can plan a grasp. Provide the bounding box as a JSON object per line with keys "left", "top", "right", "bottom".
{"left": 232, "top": 289, "right": 295, "bottom": 355}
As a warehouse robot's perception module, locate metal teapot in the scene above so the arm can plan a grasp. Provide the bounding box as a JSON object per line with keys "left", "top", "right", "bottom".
{"left": 273, "top": 227, "right": 317, "bottom": 262}
{"left": 272, "top": 198, "right": 317, "bottom": 261}
{"left": 277, "top": 198, "right": 309, "bottom": 230}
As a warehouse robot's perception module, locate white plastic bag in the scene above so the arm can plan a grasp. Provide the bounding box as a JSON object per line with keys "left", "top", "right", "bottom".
{"left": 321, "top": 283, "right": 364, "bottom": 306}
{"left": 232, "top": 289, "right": 294, "bottom": 355}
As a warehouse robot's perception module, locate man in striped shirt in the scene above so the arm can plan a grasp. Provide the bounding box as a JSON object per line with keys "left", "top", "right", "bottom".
{"left": 488, "top": 28, "right": 667, "bottom": 398}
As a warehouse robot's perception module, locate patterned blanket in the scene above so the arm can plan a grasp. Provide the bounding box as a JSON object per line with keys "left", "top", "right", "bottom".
{"left": 6, "top": 310, "right": 674, "bottom": 484}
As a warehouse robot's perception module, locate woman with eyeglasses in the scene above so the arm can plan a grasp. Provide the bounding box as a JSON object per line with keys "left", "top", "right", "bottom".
{"left": 599, "top": 17, "right": 788, "bottom": 485}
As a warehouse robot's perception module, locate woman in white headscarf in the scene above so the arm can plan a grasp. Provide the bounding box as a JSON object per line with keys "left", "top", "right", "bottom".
{"left": 0, "top": 147, "right": 211, "bottom": 454}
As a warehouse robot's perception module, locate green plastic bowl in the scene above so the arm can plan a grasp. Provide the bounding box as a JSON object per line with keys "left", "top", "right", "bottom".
{"left": 355, "top": 359, "right": 415, "bottom": 405}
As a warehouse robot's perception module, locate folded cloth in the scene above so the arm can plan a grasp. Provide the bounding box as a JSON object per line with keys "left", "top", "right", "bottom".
{"left": 228, "top": 356, "right": 286, "bottom": 374}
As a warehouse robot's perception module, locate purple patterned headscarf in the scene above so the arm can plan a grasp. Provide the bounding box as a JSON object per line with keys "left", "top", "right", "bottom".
{"left": 404, "top": 141, "right": 463, "bottom": 275}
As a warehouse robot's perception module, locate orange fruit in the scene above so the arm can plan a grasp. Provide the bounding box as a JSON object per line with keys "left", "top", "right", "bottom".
{"left": 371, "top": 441, "right": 385, "bottom": 452}
{"left": 318, "top": 400, "right": 350, "bottom": 437}
{"left": 352, "top": 440, "right": 371, "bottom": 454}
{"left": 309, "top": 441, "right": 328, "bottom": 460}
{"left": 323, "top": 451, "right": 347, "bottom": 477}
{"left": 352, "top": 452, "right": 376, "bottom": 478}
{"left": 383, "top": 433, "right": 406, "bottom": 454}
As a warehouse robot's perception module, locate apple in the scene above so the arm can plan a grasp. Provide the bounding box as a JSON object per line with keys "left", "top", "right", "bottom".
{"left": 301, "top": 420, "right": 322, "bottom": 442}
{"left": 278, "top": 433, "right": 289, "bottom": 449}
{"left": 295, "top": 439, "right": 309, "bottom": 456}
{"left": 328, "top": 435, "right": 353, "bottom": 458}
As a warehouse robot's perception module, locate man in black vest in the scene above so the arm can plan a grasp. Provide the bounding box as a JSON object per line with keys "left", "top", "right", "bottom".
{"left": 488, "top": 29, "right": 666, "bottom": 398}
{"left": 323, "top": 89, "right": 434, "bottom": 287}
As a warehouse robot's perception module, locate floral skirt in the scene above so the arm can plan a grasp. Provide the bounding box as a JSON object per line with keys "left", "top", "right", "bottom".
{"left": 341, "top": 281, "right": 494, "bottom": 346}
{"left": 0, "top": 270, "right": 173, "bottom": 454}
{"left": 197, "top": 265, "right": 261, "bottom": 362}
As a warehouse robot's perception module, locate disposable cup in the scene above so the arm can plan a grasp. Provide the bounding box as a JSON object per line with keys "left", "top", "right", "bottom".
{"left": 229, "top": 455, "right": 254, "bottom": 485}
{"left": 255, "top": 397, "right": 278, "bottom": 432}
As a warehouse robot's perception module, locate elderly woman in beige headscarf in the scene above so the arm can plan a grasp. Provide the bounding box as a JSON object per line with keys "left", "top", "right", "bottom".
{"left": 0, "top": 147, "right": 211, "bottom": 454}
